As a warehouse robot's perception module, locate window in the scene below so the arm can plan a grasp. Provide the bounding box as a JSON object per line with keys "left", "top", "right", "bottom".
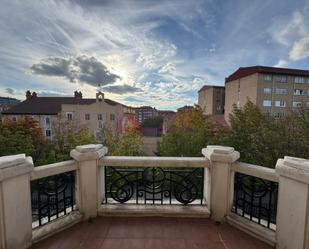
{"left": 274, "top": 112, "right": 284, "bottom": 118}
{"left": 263, "top": 88, "right": 272, "bottom": 94}
{"left": 45, "top": 130, "right": 51, "bottom": 137}
{"left": 12, "top": 116, "right": 17, "bottom": 121}
{"left": 293, "top": 101, "right": 302, "bottom": 108}
{"left": 110, "top": 113, "right": 115, "bottom": 121}
{"left": 294, "top": 89, "right": 304, "bottom": 95}
{"left": 307, "top": 102, "right": 309, "bottom": 107}
{"left": 45, "top": 117, "right": 50, "bottom": 125}
{"left": 85, "top": 113, "right": 90, "bottom": 121}
{"left": 66, "top": 112, "right": 73, "bottom": 120}
{"left": 98, "top": 113, "right": 103, "bottom": 121}
{"left": 263, "top": 100, "right": 272, "bottom": 107}
{"left": 275, "top": 100, "right": 286, "bottom": 107}
{"left": 276, "top": 88, "right": 287, "bottom": 95}
{"left": 98, "top": 121, "right": 103, "bottom": 129}
{"left": 264, "top": 74, "right": 272, "bottom": 81}
{"left": 294, "top": 76, "right": 305, "bottom": 84}
{"left": 276, "top": 75, "right": 287, "bottom": 83}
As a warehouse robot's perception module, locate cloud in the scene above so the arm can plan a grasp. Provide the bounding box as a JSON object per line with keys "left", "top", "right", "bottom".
{"left": 158, "top": 62, "right": 176, "bottom": 74}
{"left": 101, "top": 84, "right": 142, "bottom": 94}
{"left": 5, "top": 88, "right": 15, "bottom": 95}
{"left": 30, "top": 55, "right": 120, "bottom": 87}
{"left": 289, "top": 37, "right": 309, "bottom": 60}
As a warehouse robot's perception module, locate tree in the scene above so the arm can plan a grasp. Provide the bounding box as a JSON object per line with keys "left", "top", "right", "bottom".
{"left": 99, "top": 124, "right": 143, "bottom": 156}
{"left": 225, "top": 101, "right": 309, "bottom": 167}
{"left": 224, "top": 101, "right": 279, "bottom": 167}
{"left": 52, "top": 116, "right": 96, "bottom": 153}
{"left": 158, "top": 106, "right": 224, "bottom": 156}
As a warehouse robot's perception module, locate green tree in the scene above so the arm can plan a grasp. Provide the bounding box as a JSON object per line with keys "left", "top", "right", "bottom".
{"left": 158, "top": 106, "right": 224, "bottom": 156}
{"left": 224, "top": 101, "right": 278, "bottom": 167}
{"left": 100, "top": 124, "right": 143, "bottom": 156}
{"left": 52, "top": 117, "right": 96, "bottom": 153}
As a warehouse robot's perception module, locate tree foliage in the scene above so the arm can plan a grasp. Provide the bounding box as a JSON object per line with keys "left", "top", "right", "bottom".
{"left": 100, "top": 124, "right": 143, "bottom": 156}
{"left": 224, "top": 101, "right": 309, "bottom": 167}
{"left": 158, "top": 106, "right": 225, "bottom": 156}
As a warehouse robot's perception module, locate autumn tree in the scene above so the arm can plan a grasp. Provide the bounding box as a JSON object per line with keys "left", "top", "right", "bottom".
{"left": 52, "top": 116, "right": 96, "bottom": 153}
{"left": 99, "top": 124, "right": 143, "bottom": 156}
{"left": 158, "top": 106, "right": 225, "bottom": 156}
{"left": 0, "top": 116, "right": 44, "bottom": 160}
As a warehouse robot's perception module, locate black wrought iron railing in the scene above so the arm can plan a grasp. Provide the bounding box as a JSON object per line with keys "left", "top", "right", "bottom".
{"left": 104, "top": 167, "right": 204, "bottom": 205}
{"left": 232, "top": 172, "right": 278, "bottom": 230}
{"left": 31, "top": 171, "right": 76, "bottom": 228}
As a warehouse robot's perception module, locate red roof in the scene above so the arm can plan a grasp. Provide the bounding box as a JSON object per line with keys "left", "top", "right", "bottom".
{"left": 2, "top": 97, "right": 120, "bottom": 115}
{"left": 225, "top": 66, "right": 309, "bottom": 83}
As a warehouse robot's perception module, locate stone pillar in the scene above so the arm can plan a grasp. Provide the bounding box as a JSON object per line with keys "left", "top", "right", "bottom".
{"left": 70, "top": 144, "right": 107, "bottom": 220}
{"left": 202, "top": 146, "right": 240, "bottom": 222}
{"left": 0, "top": 154, "right": 34, "bottom": 249}
{"left": 276, "top": 156, "right": 309, "bottom": 249}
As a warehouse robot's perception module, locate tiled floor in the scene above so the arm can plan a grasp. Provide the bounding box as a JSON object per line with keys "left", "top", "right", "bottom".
{"left": 31, "top": 217, "right": 274, "bottom": 249}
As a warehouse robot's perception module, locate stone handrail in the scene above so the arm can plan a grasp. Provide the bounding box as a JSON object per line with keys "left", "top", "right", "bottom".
{"left": 231, "top": 161, "right": 278, "bottom": 182}
{"left": 30, "top": 160, "right": 78, "bottom": 180}
{"left": 99, "top": 156, "right": 210, "bottom": 168}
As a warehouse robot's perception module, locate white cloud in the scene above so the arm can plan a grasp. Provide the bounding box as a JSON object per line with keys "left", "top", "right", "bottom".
{"left": 289, "top": 36, "right": 309, "bottom": 60}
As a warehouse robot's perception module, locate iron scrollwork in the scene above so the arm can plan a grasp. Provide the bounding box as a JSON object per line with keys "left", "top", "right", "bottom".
{"left": 31, "top": 171, "right": 75, "bottom": 227}
{"left": 232, "top": 173, "right": 278, "bottom": 230}
{"left": 104, "top": 166, "right": 204, "bottom": 205}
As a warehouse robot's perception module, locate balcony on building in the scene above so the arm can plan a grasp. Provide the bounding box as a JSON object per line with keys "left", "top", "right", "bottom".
{"left": 0, "top": 144, "right": 308, "bottom": 249}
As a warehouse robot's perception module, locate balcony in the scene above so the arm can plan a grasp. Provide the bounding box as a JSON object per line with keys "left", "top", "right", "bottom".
{"left": 0, "top": 144, "right": 308, "bottom": 249}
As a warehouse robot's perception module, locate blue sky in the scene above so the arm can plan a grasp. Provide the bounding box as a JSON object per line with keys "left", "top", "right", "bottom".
{"left": 0, "top": 0, "right": 309, "bottom": 110}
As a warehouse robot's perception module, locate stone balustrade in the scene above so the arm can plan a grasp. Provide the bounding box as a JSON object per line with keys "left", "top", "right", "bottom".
{"left": 0, "top": 145, "right": 308, "bottom": 249}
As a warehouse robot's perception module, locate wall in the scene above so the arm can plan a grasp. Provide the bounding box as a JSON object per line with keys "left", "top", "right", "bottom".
{"left": 224, "top": 73, "right": 258, "bottom": 123}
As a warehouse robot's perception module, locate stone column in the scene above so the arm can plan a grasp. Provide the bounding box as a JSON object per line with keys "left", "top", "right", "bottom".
{"left": 276, "top": 156, "right": 309, "bottom": 249}
{"left": 202, "top": 145, "right": 240, "bottom": 222}
{"left": 70, "top": 144, "right": 107, "bottom": 220}
{"left": 0, "top": 154, "right": 34, "bottom": 249}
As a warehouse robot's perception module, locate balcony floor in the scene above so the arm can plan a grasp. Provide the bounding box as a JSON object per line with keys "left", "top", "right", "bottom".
{"left": 31, "top": 216, "right": 274, "bottom": 249}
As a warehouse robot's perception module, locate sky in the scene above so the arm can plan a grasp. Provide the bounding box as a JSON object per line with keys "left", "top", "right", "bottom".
{"left": 1, "top": 0, "right": 309, "bottom": 110}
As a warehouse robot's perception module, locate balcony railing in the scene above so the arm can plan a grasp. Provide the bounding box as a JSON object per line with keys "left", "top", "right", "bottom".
{"left": 1, "top": 145, "right": 308, "bottom": 249}
{"left": 30, "top": 160, "right": 78, "bottom": 228}
{"left": 231, "top": 162, "right": 278, "bottom": 231}
{"left": 101, "top": 157, "right": 207, "bottom": 205}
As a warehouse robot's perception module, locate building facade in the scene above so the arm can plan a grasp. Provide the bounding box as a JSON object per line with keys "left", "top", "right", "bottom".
{"left": 0, "top": 97, "right": 20, "bottom": 115}
{"left": 1, "top": 91, "right": 136, "bottom": 139}
{"left": 224, "top": 66, "right": 309, "bottom": 122}
{"left": 135, "top": 106, "right": 158, "bottom": 124}
{"left": 198, "top": 85, "right": 225, "bottom": 115}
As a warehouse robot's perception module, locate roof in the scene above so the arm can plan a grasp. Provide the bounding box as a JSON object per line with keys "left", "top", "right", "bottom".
{"left": 225, "top": 66, "right": 309, "bottom": 83}
{"left": 198, "top": 85, "right": 225, "bottom": 93}
{"left": 1, "top": 97, "right": 120, "bottom": 115}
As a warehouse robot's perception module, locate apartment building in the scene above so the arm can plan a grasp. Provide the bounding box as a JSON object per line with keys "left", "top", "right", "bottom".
{"left": 1, "top": 90, "right": 136, "bottom": 139}
{"left": 177, "top": 105, "right": 194, "bottom": 112}
{"left": 224, "top": 66, "right": 309, "bottom": 122}
{"left": 135, "top": 106, "right": 158, "bottom": 124}
{"left": 0, "top": 97, "right": 20, "bottom": 115}
{"left": 198, "top": 85, "right": 225, "bottom": 115}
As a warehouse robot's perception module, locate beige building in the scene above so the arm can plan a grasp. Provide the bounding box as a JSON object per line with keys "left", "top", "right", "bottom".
{"left": 198, "top": 85, "right": 225, "bottom": 115}
{"left": 224, "top": 66, "right": 309, "bottom": 122}
{"left": 1, "top": 90, "right": 136, "bottom": 139}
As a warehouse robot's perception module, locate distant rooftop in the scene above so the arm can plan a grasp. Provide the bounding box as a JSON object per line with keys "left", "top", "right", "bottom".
{"left": 1, "top": 91, "right": 124, "bottom": 115}
{"left": 225, "top": 65, "right": 309, "bottom": 83}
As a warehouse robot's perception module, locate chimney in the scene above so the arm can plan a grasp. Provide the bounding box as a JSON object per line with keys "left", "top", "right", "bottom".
{"left": 96, "top": 91, "right": 104, "bottom": 102}
{"left": 26, "top": 90, "right": 31, "bottom": 100}
{"left": 74, "top": 91, "right": 83, "bottom": 99}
